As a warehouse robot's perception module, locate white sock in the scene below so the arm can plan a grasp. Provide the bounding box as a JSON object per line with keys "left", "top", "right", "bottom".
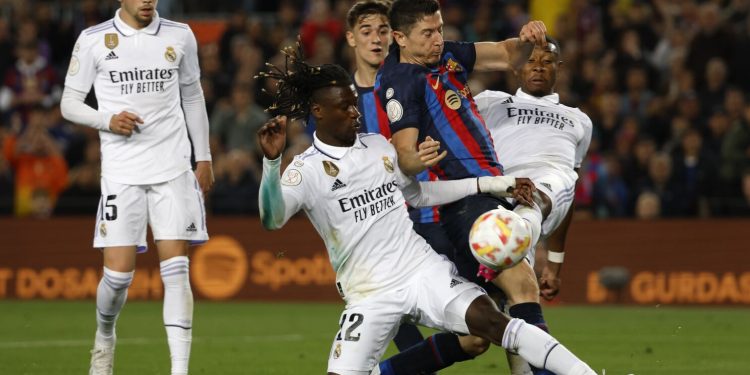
{"left": 514, "top": 204, "right": 542, "bottom": 249}
{"left": 502, "top": 318, "right": 596, "bottom": 375}
{"left": 161, "top": 256, "right": 193, "bottom": 375}
{"left": 95, "top": 267, "right": 134, "bottom": 344}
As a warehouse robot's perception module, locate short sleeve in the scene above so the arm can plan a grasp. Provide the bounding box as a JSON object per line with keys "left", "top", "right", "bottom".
{"left": 64, "top": 33, "right": 97, "bottom": 92}
{"left": 379, "top": 74, "right": 424, "bottom": 134}
{"left": 575, "top": 115, "right": 593, "bottom": 169}
{"left": 474, "top": 90, "right": 511, "bottom": 114}
{"left": 179, "top": 27, "right": 200, "bottom": 85}
{"left": 443, "top": 41, "right": 477, "bottom": 74}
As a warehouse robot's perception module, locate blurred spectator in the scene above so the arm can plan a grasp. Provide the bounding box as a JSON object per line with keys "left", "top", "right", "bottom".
{"left": 300, "top": 0, "right": 343, "bottom": 62}
{"left": 210, "top": 150, "right": 260, "bottom": 215}
{"left": 2, "top": 106, "right": 68, "bottom": 217}
{"left": 700, "top": 57, "right": 728, "bottom": 117}
{"left": 210, "top": 83, "right": 268, "bottom": 155}
{"left": 720, "top": 104, "right": 750, "bottom": 189}
{"left": 54, "top": 138, "right": 100, "bottom": 215}
{"left": 670, "top": 128, "right": 718, "bottom": 216}
{"left": 634, "top": 191, "right": 661, "bottom": 220}
{"left": 685, "top": 3, "right": 735, "bottom": 91}
{"left": 0, "top": 40, "right": 62, "bottom": 124}
{"left": 637, "top": 152, "right": 682, "bottom": 217}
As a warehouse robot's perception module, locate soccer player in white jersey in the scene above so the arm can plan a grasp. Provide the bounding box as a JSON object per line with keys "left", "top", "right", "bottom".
{"left": 256, "top": 45, "right": 596, "bottom": 375}
{"left": 474, "top": 38, "right": 593, "bottom": 374}
{"left": 59, "top": 1, "right": 212, "bottom": 374}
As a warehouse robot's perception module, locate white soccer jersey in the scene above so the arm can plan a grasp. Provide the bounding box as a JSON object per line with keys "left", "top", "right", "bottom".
{"left": 475, "top": 89, "right": 593, "bottom": 185}
{"left": 64, "top": 10, "right": 200, "bottom": 185}
{"left": 278, "top": 133, "right": 438, "bottom": 303}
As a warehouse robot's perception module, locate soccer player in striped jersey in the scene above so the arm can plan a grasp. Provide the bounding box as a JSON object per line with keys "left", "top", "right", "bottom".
{"left": 345, "top": 1, "right": 455, "bottom": 359}
{"left": 60, "top": 1, "right": 211, "bottom": 374}
{"left": 376, "top": 1, "right": 558, "bottom": 374}
{"left": 256, "top": 44, "right": 596, "bottom": 375}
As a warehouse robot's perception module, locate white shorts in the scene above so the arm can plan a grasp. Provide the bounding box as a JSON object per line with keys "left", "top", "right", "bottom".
{"left": 326, "top": 256, "right": 486, "bottom": 374}
{"left": 504, "top": 166, "right": 576, "bottom": 264}
{"left": 93, "top": 171, "right": 208, "bottom": 252}
{"left": 505, "top": 166, "right": 576, "bottom": 238}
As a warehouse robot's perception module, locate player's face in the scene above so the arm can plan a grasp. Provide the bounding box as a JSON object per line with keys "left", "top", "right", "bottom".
{"left": 397, "top": 12, "right": 444, "bottom": 66}
{"left": 347, "top": 14, "right": 391, "bottom": 68}
{"left": 312, "top": 86, "right": 361, "bottom": 147}
{"left": 519, "top": 47, "right": 559, "bottom": 97}
{"left": 119, "top": 0, "right": 158, "bottom": 27}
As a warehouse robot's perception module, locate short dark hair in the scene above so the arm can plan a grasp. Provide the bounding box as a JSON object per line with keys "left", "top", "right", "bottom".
{"left": 545, "top": 36, "right": 562, "bottom": 56}
{"left": 389, "top": 0, "right": 440, "bottom": 34}
{"left": 257, "top": 42, "right": 352, "bottom": 120}
{"left": 346, "top": 1, "right": 390, "bottom": 30}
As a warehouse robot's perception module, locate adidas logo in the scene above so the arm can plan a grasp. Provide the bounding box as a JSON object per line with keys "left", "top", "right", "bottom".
{"left": 186, "top": 223, "right": 197, "bottom": 232}
{"left": 501, "top": 97, "right": 514, "bottom": 104}
{"left": 105, "top": 51, "right": 118, "bottom": 60}
{"left": 540, "top": 182, "right": 552, "bottom": 191}
{"left": 449, "top": 278, "right": 463, "bottom": 288}
{"left": 331, "top": 179, "right": 347, "bottom": 191}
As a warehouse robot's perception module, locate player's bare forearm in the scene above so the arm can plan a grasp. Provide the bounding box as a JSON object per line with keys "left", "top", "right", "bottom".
{"left": 392, "top": 128, "right": 427, "bottom": 176}
{"left": 474, "top": 20, "right": 547, "bottom": 72}
{"left": 194, "top": 161, "right": 214, "bottom": 196}
{"left": 539, "top": 200, "right": 574, "bottom": 300}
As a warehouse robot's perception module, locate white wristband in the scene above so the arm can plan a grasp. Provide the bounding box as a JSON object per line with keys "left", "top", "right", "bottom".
{"left": 547, "top": 251, "right": 565, "bottom": 263}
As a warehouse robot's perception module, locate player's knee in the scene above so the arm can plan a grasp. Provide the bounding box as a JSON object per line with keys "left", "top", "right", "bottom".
{"left": 496, "top": 264, "right": 540, "bottom": 304}
{"left": 458, "top": 335, "right": 490, "bottom": 357}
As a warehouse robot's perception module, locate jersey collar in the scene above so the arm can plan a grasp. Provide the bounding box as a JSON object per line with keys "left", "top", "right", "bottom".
{"left": 113, "top": 8, "right": 161, "bottom": 37}
{"left": 516, "top": 88, "right": 560, "bottom": 104}
{"left": 313, "top": 132, "right": 367, "bottom": 160}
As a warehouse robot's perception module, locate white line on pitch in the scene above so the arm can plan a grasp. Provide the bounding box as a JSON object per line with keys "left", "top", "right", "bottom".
{"left": 0, "top": 334, "right": 305, "bottom": 349}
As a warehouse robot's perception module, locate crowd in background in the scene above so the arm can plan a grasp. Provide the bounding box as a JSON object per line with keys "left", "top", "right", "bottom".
{"left": 0, "top": 0, "right": 748, "bottom": 218}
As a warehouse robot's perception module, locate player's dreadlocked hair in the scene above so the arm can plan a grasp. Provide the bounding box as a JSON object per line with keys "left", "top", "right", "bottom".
{"left": 256, "top": 41, "right": 352, "bottom": 120}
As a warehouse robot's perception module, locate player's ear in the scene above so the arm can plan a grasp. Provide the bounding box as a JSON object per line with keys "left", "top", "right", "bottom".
{"left": 310, "top": 102, "right": 323, "bottom": 120}
{"left": 346, "top": 30, "right": 356, "bottom": 48}
{"left": 393, "top": 30, "right": 406, "bottom": 49}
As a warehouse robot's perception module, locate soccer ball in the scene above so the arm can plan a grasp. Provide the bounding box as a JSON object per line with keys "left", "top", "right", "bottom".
{"left": 469, "top": 208, "right": 532, "bottom": 270}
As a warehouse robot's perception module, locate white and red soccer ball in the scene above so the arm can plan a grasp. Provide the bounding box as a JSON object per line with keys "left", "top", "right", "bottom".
{"left": 469, "top": 208, "right": 532, "bottom": 270}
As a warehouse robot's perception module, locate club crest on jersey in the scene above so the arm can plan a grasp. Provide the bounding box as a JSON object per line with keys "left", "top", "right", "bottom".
{"left": 281, "top": 169, "right": 302, "bottom": 186}
{"left": 104, "top": 33, "right": 118, "bottom": 49}
{"left": 445, "top": 58, "right": 463, "bottom": 72}
{"left": 164, "top": 46, "right": 177, "bottom": 62}
{"left": 444, "top": 90, "right": 461, "bottom": 110}
{"left": 322, "top": 161, "right": 340, "bottom": 177}
{"left": 382, "top": 156, "right": 394, "bottom": 173}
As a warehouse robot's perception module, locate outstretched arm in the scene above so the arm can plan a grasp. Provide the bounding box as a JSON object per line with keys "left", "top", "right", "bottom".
{"left": 539, "top": 196, "right": 575, "bottom": 301}
{"left": 473, "top": 20, "right": 547, "bottom": 72}
{"left": 257, "top": 116, "right": 303, "bottom": 230}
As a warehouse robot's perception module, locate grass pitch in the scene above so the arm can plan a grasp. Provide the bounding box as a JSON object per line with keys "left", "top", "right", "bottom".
{"left": 0, "top": 301, "right": 747, "bottom": 374}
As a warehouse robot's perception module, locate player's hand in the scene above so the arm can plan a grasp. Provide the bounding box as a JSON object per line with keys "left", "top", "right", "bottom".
{"left": 417, "top": 136, "right": 447, "bottom": 167}
{"left": 519, "top": 20, "right": 547, "bottom": 47}
{"left": 257, "top": 115, "right": 287, "bottom": 160}
{"left": 109, "top": 111, "right": 143, "bottom": 136}
{"left": 539, "top": 261, "right": 562, "bottom": 301}
{"left": 510, "top": 177, "right": 536, "bottom": 206}
{"left": 194, "top": 161, "right": 214, "bottom": 197}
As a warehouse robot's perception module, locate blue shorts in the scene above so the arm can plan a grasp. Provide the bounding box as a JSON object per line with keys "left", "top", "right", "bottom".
{"left": 412, "top": 221, "right": 454, "bottom": 258}
{"left": 439, "top": 194, "right": 513, "bottom": 294}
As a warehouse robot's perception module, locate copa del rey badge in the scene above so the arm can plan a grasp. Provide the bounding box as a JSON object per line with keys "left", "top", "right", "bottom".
{"left": 104, "top": 33, "right": 118, "bottom": 49}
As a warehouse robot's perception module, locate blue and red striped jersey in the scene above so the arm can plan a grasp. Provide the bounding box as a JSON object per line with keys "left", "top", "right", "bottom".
{"left": 364, "top": 78, "right": 439, "bottom": 224}
{"left": 376, "top": 41, "right": 503, "bottom": 180}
